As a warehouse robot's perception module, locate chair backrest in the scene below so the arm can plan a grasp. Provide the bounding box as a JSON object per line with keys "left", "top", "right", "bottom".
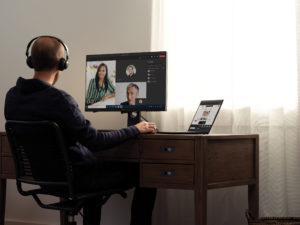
{"left": 5, "top": 120, "right": 74, "bottom": 197}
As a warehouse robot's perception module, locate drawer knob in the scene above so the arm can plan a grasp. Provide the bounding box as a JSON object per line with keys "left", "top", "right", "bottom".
{"left": 161, "top": 170, "right": 174, "bottom": 176}
{"left": 161, "top": 146, "right": 174, "bottom": 153}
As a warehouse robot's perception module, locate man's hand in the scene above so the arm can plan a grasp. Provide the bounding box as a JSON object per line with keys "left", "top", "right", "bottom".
{"left": 135, "top": 121, "right": 157, "bottom": 134}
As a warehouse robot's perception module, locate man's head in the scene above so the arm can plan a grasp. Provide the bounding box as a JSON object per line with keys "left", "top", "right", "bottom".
{"left": 126, "top": 83, "right": 139, "bottom": 105}
{"left": 26, "top": 36, "right": 69, "bottom": 72}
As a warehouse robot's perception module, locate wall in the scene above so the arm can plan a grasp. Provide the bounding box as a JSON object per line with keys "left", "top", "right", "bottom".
{"left": 0, "top": 0, "right": 152, "bottom": 224}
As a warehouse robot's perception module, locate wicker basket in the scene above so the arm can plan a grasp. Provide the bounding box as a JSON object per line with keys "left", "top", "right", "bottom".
{"left": 246, "top": 210, "right": 300, "bottom": 225}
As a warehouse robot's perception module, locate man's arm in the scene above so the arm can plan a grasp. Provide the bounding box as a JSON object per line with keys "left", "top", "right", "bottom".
{"left": 59, "top": 91, "right": 156, "bottom": 152}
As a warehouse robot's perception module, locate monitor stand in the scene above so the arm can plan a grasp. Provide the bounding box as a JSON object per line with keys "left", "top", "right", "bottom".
{"left": 127, "top": 111, "right": 141, "bottom": 127}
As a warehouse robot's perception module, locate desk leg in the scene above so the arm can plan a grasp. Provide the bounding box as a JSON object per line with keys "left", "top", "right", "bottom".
{"left": 248, "top": 184, "right": 259, "bottom": 218}
{"left": 0, "top": 179, "right": 7, "bottom": 225}
{"left": 194, "top": 187, "right": 207, "bottom": 225}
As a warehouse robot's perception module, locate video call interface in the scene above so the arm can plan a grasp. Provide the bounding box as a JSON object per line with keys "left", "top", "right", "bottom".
{"left": 85, "top": 51, "right": 167, "bottom": 111}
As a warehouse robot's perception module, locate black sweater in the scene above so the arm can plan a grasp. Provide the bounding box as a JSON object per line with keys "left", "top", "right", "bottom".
{"left": 4, "top": 77, "right": 139, "bottom": 165}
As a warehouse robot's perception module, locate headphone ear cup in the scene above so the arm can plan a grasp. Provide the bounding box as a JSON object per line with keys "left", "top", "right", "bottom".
{"left": 26, "top": 56, "right": 34, "bottom": 69}
{"left": 58, "top": 58, "right": 67, "bottom": 71}
{"left": 64, "top": 60, "right": 69, "bottom": 70}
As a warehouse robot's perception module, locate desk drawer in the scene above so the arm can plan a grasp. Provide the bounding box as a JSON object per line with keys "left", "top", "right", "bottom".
{"left": 141, "top": 139, "right": 194, "bottom": 161}
{"left": 96, "top": 139, "right": 139, "bottom": 159}
{"left": 1, "top": 134, "right": 11, "bottom": 155}
{"left": 1, "top": 156, "right": 15, "bottom": 178}
{"left": 141, "top": 163, "right": 194, "bottom": 187}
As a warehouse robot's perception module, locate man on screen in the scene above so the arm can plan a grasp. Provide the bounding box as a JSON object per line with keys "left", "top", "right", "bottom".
{"left": 121, "top": 83, "right": 139, "bottom": 106}
{"left": 127, "top": 65, "right": 136, "bottom": 78}
{"left": 4, "top": 36, "right": 157, "bottom": 225}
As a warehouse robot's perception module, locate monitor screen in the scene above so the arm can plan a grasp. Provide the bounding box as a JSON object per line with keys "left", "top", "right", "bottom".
{"left": 85, "top": 51, "right": 167, "bottom": 112}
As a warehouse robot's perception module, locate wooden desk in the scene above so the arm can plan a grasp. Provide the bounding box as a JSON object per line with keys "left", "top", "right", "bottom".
{"left": 0, "top": 132, "right": 259, "bottom": 225}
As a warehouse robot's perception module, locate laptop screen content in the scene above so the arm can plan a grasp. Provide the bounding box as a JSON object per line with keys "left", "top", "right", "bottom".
{"left": 188, "top": 100, "right": 223, "bottom": 133}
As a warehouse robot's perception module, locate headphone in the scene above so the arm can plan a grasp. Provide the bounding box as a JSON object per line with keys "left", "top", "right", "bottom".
{"left": 25, "top": 35, "right": 69, "bottom": 71}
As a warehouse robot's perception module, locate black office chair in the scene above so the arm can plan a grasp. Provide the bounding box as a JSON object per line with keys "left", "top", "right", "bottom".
{"left": 5, "top": 120, "right": 126, "bottom": 225}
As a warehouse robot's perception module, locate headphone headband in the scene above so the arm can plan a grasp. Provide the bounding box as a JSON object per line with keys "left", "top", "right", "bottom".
{"left": 25, "top": 35, "right": 69, "bottom": 71}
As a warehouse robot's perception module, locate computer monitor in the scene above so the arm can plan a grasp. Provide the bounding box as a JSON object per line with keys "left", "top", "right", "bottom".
{"left": 85, "top": 51, "right": 167, "bottom": 114}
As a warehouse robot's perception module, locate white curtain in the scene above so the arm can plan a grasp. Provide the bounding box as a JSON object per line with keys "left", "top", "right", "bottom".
{"left": 148, "top": 0, "right": 300, "bottom": 224}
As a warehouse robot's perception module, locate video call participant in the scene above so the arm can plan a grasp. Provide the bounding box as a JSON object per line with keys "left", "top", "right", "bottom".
{"left": 121, "top": 83, "right": 139, "bottom": 106}
{"left": 86, "top": 63, "right": 115, "bottom": 105}
{"left": 4, "top": 36, "right": 157, "bottom": 225}
{"left": 127, "top": 65, "right": 136, "bottom": 78}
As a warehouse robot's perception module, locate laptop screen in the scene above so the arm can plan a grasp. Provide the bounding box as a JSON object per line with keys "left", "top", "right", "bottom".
{"left": 188, "top": 100, "right": 223, "bottom": 133}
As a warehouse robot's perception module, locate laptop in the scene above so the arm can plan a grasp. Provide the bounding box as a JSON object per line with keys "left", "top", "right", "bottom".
{"left": 157, "top": 100, "right": 223, "bottom": 134}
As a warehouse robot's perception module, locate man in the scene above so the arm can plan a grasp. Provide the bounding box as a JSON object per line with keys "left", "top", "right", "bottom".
{"left": 4, "top": 36, "right": 157, "bottom": 225}
{"left": 121, "top": 83, "right": 139, "bottom": 106}
{"left": 127, "top": 65, "right": 135, "bottom": 78}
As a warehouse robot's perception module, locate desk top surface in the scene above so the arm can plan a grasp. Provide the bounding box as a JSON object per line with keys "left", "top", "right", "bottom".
{"left": 0, "top": 131, "right": 258, "bottom": 138}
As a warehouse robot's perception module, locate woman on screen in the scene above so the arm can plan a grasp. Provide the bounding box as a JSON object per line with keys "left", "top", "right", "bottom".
{"left": 86, "top": 63, "right": 115, "bottom": 105}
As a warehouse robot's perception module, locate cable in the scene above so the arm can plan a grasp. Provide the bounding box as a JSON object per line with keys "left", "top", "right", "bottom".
{"left": 140, "top": 114, "right": 149, "bottom": 122}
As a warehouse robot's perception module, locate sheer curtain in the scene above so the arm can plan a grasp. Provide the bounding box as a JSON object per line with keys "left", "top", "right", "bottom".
{"left": 148, "top": 0, "right": 300, "bottom": 224}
